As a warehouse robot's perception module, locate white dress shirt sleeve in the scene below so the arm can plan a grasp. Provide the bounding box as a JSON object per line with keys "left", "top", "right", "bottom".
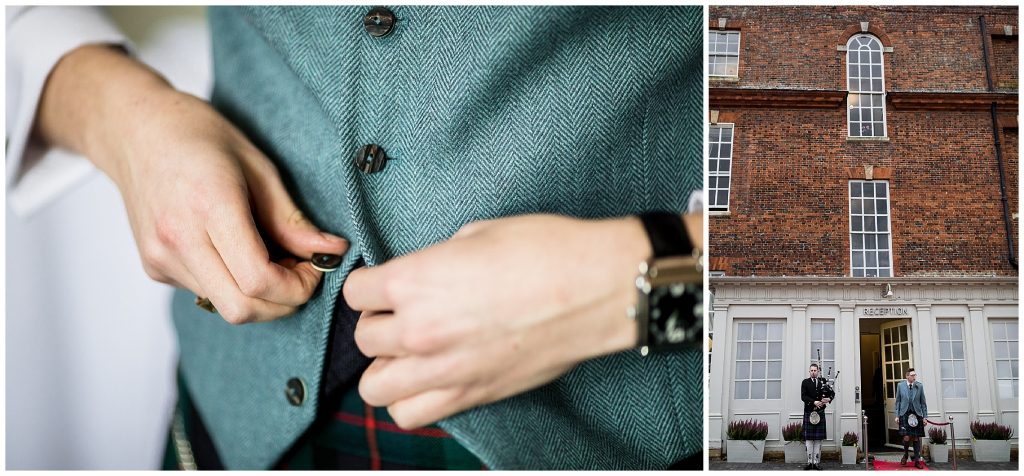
{"left": 687, "top": 189, "right": 703, "bottom": 214}
{"left": 6, "top": 6, "right": 134, "bottom": 216}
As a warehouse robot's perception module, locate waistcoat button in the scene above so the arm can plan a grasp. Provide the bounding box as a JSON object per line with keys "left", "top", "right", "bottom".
{"left": 363, "top": 7, "right": 396, "bottom": 38}
{"left": 285, "top": 378, "right": 306, "bottom": 406}
{"left": 353, "top": 144, "right": 388, "bottom": 173}
{"left": 311, "top": 253, "right": 342, "bottom": 272}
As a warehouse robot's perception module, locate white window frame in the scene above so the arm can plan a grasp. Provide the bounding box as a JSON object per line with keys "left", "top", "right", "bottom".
{"left": 733, "top": 321, "right": 784, "bottom": 400}
{"left": 846, "top": 34, "right": 887, "bottom": 138}
{"left": 709, "top": 30, "right": 741, "bottom": 78}
{"left": 709, "top": 123, "right": 734, "bottom": 212}
{"left": 810, "top": 320, "right": 837, "bottom": 379}
{"left": 849, "top": 180, "right": 894, "bottom": 277}
{"left": 990, "top": 319, "right": 1019, "bottom": 399}
{"left": 937, "top": 320, "right": 969, "bottom": 399}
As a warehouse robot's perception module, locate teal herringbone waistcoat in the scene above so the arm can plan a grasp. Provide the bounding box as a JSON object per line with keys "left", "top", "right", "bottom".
{"left": 171, "top": 6, "right": 702, "bottom": 469}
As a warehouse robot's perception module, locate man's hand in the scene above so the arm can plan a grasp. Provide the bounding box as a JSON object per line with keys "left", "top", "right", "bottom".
{"left": 344, "top": 214, "right": 662, "bottom": 428}
{"left": 35, "top": 45, "right": 348, "bottom": 324}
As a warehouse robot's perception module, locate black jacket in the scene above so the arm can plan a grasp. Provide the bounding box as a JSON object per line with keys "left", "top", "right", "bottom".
{"left": 801, "top": 377, "right": 836, "bottom": 413}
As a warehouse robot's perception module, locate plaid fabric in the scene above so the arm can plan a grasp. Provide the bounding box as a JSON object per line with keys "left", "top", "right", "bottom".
{"left": 803, "top": 410, "right": 827, "bottom": 441}
{"left": 898, "top": 413, "right": 925, "bottom": 438}
{"left": 164, "top": 373, "right": 484, "bottom": 470}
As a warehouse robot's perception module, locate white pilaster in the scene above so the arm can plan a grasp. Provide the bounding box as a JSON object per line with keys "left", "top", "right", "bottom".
{"left": 968, "top": 304, "right": 997, "bottom": 422}
{"left": 915, "top": 304, "right": 942, "bottom": 422}
{"left": 838, "top": 304, "right": 859, "bottom": 446}
{"left": 789, "top": 304, "right": 808, "bottom": 424}
{"left": 709, "top": 303, "right": 730, "bottom": 449}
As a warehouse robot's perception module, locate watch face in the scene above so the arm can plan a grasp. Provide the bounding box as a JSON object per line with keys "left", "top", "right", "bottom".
{"left": 648, "top": 282, "right": 702, "bottom": 347}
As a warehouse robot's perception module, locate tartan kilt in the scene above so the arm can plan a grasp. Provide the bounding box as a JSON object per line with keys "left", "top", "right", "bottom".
{"left": 898, "top": 413, "right": 926, "bottom": 438}
{"left": 803, "top": 410, "right": 827, "bottom": 441}
{"left": 164, "top": 371, "right": 484, "bottom": 470}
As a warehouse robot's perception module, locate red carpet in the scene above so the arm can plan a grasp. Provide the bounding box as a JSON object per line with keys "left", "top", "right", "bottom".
{"left": 873, "top": 460, "right": 930, "bottom": 471}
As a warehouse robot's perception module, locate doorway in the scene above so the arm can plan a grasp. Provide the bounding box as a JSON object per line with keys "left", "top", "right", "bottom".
{"left": 859, "top": 318, "right": 913, "bottom": 451}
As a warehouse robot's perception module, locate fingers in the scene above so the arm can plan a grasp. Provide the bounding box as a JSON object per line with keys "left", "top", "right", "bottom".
{"left": 341, "top": 234, "right": 455, "bottom": 312}
{"left": 359, "top": 353, "right": 463, "bottom": 409}
{"left": 160, "top": 263, "right": 206, "bottom": 299}
{"left": 138, "top": 240, "right": 205, "bottom": 295}
{"left": 207, "top": 198, "right": 324, "bottom": 307}
{"left": 181, "top": 236, "right": 298, "bottom": 324}
{"left": 343, "top": 263, "right": 398, "bottom": 312}
{"left": 386, "top": 388, "right": 474, "bottom": 429}
{"left": 245, "top": 159, "right": 349, "bottom": 259}
{"left": 344, "top": 235, "right": 469, "bottom": 313}
{"left": 354, "top": 312, "right": 405, "bottom": 357}
{"left": 354, "top": 309, "right": 471, "bottom": 357}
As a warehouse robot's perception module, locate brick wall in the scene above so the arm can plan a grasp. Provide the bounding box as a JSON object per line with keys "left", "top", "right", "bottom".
{"left": 709, "top": 6, "right": 1018, "bottom": 93}
{"left": 709, "top": 6, "right": 1019, "bottom": 278}
{"left": 992, "top": 35, "right": 1019, "bottom": 90}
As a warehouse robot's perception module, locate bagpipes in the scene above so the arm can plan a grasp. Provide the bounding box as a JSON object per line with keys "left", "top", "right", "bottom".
{"left": 817, "top": 348, "right": 839, "bottom": 401}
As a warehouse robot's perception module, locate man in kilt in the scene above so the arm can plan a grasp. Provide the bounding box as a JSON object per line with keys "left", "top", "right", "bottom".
{"left": 800, "top": 363, "right": 834, "bottom": 470}
{"left": 894, "top": 368, "right": 928, "bottom": 468}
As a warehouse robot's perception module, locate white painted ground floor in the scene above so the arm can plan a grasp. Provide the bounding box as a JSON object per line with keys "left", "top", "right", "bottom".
{"left": 708, "top": 277, "right": 1018, "bottom": 454}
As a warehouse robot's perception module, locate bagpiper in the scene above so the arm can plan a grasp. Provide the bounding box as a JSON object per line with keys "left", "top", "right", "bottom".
{"left": 800, "top": 363, "right": 835, "bottom": 470}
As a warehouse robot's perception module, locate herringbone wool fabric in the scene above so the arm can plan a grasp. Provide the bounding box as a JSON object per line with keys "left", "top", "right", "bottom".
{"left": 172, "top": 6, "right": 702, "bottom": 469}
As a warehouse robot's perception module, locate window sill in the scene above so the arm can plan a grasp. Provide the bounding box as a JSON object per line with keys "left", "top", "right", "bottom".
{"left": 710, "top": 210, "right": 731, "bottom": 217}
{"left": 847, "top": 136, "right": 890, "bottom": 142}
{"left": 710, "top": 76, "right": 740, "bottom": 82}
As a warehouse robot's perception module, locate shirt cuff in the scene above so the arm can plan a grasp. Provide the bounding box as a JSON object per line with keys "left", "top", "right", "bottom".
{"left": 687, "top": 190, "right": 703, "bottom": 214}
{"left": 5, "top": 6, "right": 134, "bottom": 216}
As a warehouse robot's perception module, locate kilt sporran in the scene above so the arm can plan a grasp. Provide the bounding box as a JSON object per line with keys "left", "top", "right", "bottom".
{"left": 803, "top": 409, "right": 827, "bottom": 440}
{"left": 899, "top": 412, "right": 925, "bottom": 437}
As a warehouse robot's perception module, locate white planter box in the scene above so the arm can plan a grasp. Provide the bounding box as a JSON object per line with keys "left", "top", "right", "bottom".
{"left": 841, "top": 445, "right": 858, "bottom": 465}
{"left": 929, "top": 443, "right": 948, "bottom": 463}
{"left": 726, "top": 439, "right": 765, "bottom": 463}
{"left": 784, "top": 441, "right": 806, "bottom": 463}
{"left": 973, "top": 439, "right": 1011, "bottom": 462}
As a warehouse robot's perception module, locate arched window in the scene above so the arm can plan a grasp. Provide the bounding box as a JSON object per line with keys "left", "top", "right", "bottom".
{"left": 846, "top": 34, "right": 886, "bottom": 137}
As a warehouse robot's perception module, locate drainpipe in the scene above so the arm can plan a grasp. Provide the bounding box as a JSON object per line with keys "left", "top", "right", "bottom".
{"left": 979, "top": 15, "right": 1018, "bottom": 269}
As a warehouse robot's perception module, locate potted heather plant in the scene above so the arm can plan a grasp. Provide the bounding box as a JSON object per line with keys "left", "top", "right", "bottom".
{"left": 971, "top": 421, "right": 1013, "bottom": 462}
{"left": 928, "top": 427, "right": 948, "bottom": 463}
{"left": 726, "top": 419, "right": 769, "bottom": 463}
{"left": 782, "top": 422, "right": 806, "bottom": 463}
{"left": 841, "top": 432, "right": 859, "bottom": 465}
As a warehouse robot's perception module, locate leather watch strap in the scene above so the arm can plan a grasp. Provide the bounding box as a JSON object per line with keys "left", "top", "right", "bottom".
{"left": 638, "top": 211, "right": 691, "bottom": 258}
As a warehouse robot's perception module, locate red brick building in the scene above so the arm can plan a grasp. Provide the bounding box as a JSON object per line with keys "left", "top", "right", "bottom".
{"left": 707, "top": 6, "right": 1018, "bottom": 461}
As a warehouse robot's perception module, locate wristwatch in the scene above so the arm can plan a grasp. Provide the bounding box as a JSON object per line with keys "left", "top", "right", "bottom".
{"left": 632, "top": 212, "right": 704, "bottom": 356}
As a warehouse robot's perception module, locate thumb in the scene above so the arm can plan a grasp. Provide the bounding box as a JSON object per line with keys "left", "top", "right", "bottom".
{"left": 249, "top": 167, "right": 349, "bottom": 261}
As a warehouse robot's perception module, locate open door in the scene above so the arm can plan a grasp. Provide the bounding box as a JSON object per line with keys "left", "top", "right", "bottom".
{"left": 880, "top": 319, "right": 912, "bottom": 448}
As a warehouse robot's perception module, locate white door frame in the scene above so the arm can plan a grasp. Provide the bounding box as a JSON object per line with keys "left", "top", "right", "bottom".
{"left": 880, "top": 319, "right": 913, "bottom": 448}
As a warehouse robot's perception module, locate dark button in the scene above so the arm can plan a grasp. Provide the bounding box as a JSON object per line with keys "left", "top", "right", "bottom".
{"left": 311, "top": 253, "right": 342, "bottom": 272}
{"left": 363, "top": 7, "right": 396, "bottom": 38}
{"left": 285, "top": 378, "right": 306, "bottom": 406}
{"left": 353, "top": 144, "right": 388, "bottom": 174}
